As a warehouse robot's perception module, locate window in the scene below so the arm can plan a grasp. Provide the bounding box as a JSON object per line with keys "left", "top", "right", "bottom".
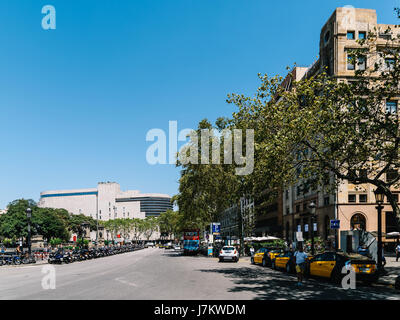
{"left": 386, "top": 169, "right": 399, "bottom": 182}
{"left": 348, "top": 194, "right": 356, "bottom": 203}
{"left": 296, "top": 204, "right": 300, "bottom": 213}
{"left": 357, "top": 56, "right": 366, "bottom": 71}
{"left": 324, "top": 196, "right": 330, "bottom": 206}
{"left": 324, "top": 31, "right": 331, "bottom": 44}
{"left": 323, "top": 172, "right": 330, "bottom": 185}
{"left": 379, "top": 33, "right": 392, "bottom": 40}
{"left": 347, "top": 55, "right": 355, "bottom": 70}
{"left": 394, "top": 194, "right": 399, "bottom": 203}
{"left": 296, "top": 186, "right": 301, "bottom": 196}
{"left": 286, "top": 207, "right": 290, "bottom": 215}
{"left": 321, "top": 252, "right": 336, "bottom": 261}
{"left": 351, "top": 213, "right": 366, "bottom": 230}
{"left": 285, "top": 190, "right": 289, "bottom": 200}
{"left": 359, "top": 169, "right": 368, "bottom": 180}
{"left": 358, "top": 31, "right": 366, "bottom": 40}
{"left": 359, "top": 194, "right": 367, "bottom": 203}
{"left": 385, "top": 58, "right": 395, "bottom": 70}
{"left": 347, "top": 31, "right": 355, "bottom": 40}
{"left": 386, "top": 101, "right": 398, "bottom": 114}
{"left": 386, "top": 211, "right": 397, "bottom": 233}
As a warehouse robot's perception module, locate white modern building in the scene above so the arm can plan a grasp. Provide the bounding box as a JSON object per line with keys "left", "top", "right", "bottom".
{"left": 38, "top": 182, "right": 172, "bottom": 221}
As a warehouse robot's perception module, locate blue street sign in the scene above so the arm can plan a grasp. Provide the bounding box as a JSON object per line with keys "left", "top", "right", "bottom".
{"left": 211, "top": 223, "right": 221, "bottom": 235}
{"left": 330, "top": 220, "right": 340, "bottom": 229}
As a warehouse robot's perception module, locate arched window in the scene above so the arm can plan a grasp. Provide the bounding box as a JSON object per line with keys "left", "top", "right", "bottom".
{"left": 351, "top": 213, "right": 366, "bottom": 230}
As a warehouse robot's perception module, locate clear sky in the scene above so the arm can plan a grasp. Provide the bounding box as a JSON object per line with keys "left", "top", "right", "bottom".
{"left": 0, "top": 0, "right": 398, "bottom": 208}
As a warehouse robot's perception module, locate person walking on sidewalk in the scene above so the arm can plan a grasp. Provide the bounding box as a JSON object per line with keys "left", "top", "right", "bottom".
{"left": 250, "top": 246, "right": 255, "bottom": 257}
{"left": 396, "top": 243, "right": 400, "bottom": 262}
{"left": 294, "top": 246, "right": 308, "bottom": 287}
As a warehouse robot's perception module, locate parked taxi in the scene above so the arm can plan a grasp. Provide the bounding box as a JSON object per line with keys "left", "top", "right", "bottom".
{"left": 251, "top": 248, "right": 270, "bottom": 266}
{"left": 271, "top": 251, "right": 295, "bottom": 273}
{"left": 305, "top": 251, "right": 378, "bottom": 284}
{"left": 272, "top": 251, "right": 313, "bottom": 273}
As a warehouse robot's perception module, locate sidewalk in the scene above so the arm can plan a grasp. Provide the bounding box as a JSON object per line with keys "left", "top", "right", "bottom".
{"left": 376, "top": 257, "right": 399, "bottom": 287}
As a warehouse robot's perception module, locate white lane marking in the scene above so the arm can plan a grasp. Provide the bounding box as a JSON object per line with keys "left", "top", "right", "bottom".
{"left": 115, "top": 277, "right": 137, "bottom": 287}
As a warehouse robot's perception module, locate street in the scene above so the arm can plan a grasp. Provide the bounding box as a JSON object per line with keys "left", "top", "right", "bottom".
{"left": 0, "top": 248, "right": 399, "bottom": 300}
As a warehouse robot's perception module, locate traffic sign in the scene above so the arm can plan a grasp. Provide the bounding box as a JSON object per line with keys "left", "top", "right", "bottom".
{"left": 211, "top": 223, "right": 221, "bottom": 235}
{"left": 330, "top": 220, "right": 340, "bottom": 229}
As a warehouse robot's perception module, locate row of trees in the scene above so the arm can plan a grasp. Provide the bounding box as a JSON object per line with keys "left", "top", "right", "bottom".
{"left": 174, "top": 7, "right": 400, "bottom": 238}
{"left": 0, "top": 199, "right": 169, "bottom": 245}
{"left": 0, "top": 199, "right": 97, "bottom": 243}
{"left": 103, "top": 216, "right": 159, "bottom": 242}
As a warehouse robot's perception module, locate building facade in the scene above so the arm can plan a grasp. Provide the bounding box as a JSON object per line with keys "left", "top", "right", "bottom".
{"left": 283, "top": 7, "right": 400, "bottom": 250}
{"left": 38, "top": 182, "right": 172, "bottom": 221}
{"left": 38, "top": 182, "right": 173, "bottom": 241}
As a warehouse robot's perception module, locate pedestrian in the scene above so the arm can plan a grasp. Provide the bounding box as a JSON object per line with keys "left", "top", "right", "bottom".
{"left": 16, "top": 244, "right": 22, "bottom": 256}
{"left": 294, "top": 245, "right": 308, "bottom": 287}
{"left": 250, "top": 246, "right": 255, "bottom": 256}
{"left": 396, "top": 242, "right": 400, "bottom": 262}
{"left": 382, "top": 244, "right": 386, "bottom": 268}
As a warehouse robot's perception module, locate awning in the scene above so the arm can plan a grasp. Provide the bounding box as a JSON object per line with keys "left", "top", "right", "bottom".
{"left": 386, "top": 232, "right": 400, "bottom": 237}
{"left": 244, "top": 236, "right": 280, "bottom": 241}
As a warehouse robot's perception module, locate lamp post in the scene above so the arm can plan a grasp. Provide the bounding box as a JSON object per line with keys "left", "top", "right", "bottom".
{"left": 308, "top": 202, "right": 317, "bottom": 256}
{"left": 374, "top": 186, "right": 385, "bottom": 274}
{"left": 26, "top": 208, "right": 32, "bottom": 255}
{"left": 80, "top": 222, "right": 89, "bottom": 248}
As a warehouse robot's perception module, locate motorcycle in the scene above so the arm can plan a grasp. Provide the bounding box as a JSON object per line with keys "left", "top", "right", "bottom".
{"left": 22, "top": 254, "right": 36, "bottom": 264}
{"left": 48, "top": 250, "right": 64, "bottom": 264}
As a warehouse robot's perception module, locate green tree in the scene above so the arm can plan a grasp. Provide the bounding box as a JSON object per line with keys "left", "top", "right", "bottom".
{"left": 175, "top": 119, "right": 242, "bottom": 230}
{"left": 142, "top": 217, "right": 158, "bottom": 241}
{"left": 227, "top": 16, "right": 400, "bottom": 227}
{"left": 0, "top": 199, "right": 70, "bottom": 242}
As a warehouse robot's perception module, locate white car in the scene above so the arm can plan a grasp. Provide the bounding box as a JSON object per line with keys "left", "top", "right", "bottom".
{"left": 145, "top": 242, "right": 155, "bottom": 248}
{"left": 218, "top": 246, "right": 239, "bottom": 262}
{"left": 173, "top": 245, "right": 181, "bottom": 251}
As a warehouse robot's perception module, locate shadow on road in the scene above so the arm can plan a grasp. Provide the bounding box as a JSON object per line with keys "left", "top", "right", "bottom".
{"left": 161, "top": 251, "right": 210, "bottom": 259}
{"left": 197, "top": 266, "right": 399, "bottom": 300}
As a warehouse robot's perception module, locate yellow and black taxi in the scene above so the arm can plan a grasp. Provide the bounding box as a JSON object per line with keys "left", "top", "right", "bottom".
{"left": 304, "top": 251, "right": 378, "bottom": 284}
{"left": 251, "top": 248, "right": 283, "bottom": 267}
{"left": 271, "top": 251, "right": 313, "bottom": 273}
{"left": 250, "top": 248, "right": 269, "bottom": 266}
{"left": 271, "top": 251, "right": 296, "bottom": 273}
{"left": 264, "top": 249, "right": 284, "bottom": 267}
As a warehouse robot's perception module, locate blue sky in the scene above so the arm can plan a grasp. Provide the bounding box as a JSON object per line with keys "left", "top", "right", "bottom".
{"left": 0, "top": 0, "right": 398, "bottom": 208}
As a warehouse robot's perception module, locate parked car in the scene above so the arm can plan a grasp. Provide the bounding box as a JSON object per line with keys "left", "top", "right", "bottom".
{"left": 165, "top": 242, "right": 173, "bottom": 249}
{"left": 271, "top": 251, "right": 296, "bottom": 273}
{"left": 145, "top": 242, "right": 155, "bottom": 248}
{"left": 263, "top": 249, "right": 284, "bottom": 267}
{"left": 219, "top": 246, "right": 239, "bottom": 262}
{"left": 173, "top": 245, "right": 181, "bottom": 251}
{"left": 251, "top": 247, "right": 279, "bottom": 267}
{"left": 304, "top": 251, "right": 378, "bottom": 284}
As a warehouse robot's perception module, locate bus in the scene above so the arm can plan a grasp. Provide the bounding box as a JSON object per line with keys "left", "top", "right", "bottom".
{"left": 183, "top": 229, "right": 200, "bottom": 255}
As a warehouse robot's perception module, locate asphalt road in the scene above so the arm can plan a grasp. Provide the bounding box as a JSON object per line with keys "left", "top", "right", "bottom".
{"left": 0, "top": 248, "right": 399, "bottom": 300}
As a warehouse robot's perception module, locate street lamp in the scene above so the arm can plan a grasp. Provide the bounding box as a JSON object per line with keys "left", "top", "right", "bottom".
{"left": 80, "top": 222, "right": 89, "bottom": 248}
{"left": 308, "top": 201, "right": 317, "bottom": 256}
{"left": 26, "top": 208, "right": 32, "bottom": 256}
{"left": 374, "top": 186, "right": 385, "bottom": 273}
